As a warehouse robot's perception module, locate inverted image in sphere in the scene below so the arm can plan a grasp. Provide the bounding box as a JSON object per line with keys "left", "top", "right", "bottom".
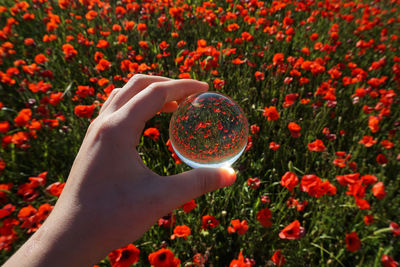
{"left": 169, "top": 92, "right": 249, "bottom": 168}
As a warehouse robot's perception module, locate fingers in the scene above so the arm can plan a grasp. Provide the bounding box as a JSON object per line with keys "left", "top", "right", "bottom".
{"left": 118, "top": 79, "right": 208, "bottom": 134}
{"left": 164, "top": 167, "right": 236, "bottom": 205}
{"left": 108, "top": 74, "right": 171, "bottom": 113}
{"left": 99, "top": 88, "right": 120, "bottom": 115}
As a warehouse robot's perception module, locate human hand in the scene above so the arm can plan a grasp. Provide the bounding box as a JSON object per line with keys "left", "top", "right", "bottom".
{"left": 4, "top": 75, "right": 236, "bottom": 267}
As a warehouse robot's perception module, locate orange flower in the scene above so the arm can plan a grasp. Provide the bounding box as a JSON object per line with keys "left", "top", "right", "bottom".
{"left": 148, "top": 248, "right": 180, "bottom": 267}
{"left": 171, "top": 225, "right": 191, "bottom": 240}
{"left": 263, "top": 106, "right": 280, "bottom": 121}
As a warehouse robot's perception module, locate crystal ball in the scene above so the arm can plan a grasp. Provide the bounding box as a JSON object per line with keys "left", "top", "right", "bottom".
{"left": 169, "top": 91, "right": 249, "bottom": 168}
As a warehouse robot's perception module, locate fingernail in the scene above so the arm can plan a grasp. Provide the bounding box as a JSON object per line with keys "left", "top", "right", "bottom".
{"left": 219, "top": 167, "right": 237, "bottom": 187}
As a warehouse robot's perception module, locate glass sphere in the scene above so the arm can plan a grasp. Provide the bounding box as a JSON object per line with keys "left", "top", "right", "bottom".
{"left": 169, "top": 91, "right": 249, "bottom": 168}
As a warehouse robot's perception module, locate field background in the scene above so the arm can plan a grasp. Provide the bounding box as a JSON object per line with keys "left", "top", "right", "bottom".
{"left": 0, "top": 0, "right": 399, "bottom": 266}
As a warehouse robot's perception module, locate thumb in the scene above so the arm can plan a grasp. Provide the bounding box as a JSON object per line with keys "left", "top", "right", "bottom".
{"left": 165, "top": 167, "right": 237, "bottom": 203}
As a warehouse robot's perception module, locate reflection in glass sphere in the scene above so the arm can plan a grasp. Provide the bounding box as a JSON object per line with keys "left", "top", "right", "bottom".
{"left": 169, "top": 92, "right": 249, "bottom": 168}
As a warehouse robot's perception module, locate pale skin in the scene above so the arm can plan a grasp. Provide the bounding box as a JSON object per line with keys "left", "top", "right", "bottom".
{"left": 4, "top": 75, "right": 236, "bottom": 267}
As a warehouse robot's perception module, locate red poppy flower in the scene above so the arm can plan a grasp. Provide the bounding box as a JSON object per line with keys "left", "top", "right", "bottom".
{"left": 272, "top": 53, "right": 284, "bottom": 66}
{"left": 307, "top": 139, "right": 326, "bottom": 151}
{"left": 148, "top": 248, "right": 180, "bottom": 267}
{"left": 288, "top": 122, "right": 301, "bottom": 138}
{"left": 281, "top": 172, "right": 298, "bottom": 191}
{"left": 171, "top": 225, "right": 191, "bottom": 240}
{"left": 279, "top": 220, "right": 303, "bottom": 239}
{"left": 34, "top": 54, "right": 48, "bottom": 64}
{"left": 247, "top": 177, "right": 260, "bottom": 189}
{"left": 271, "top": 250, "right": 285, "bottom": 266}
{"left": 256, "top": 208, "right": 272, "bottom": 227}
{"left": 358, "top": 135, "right": 377, "bottom": 147}
{"left": 381, "top": 254, "right": 398, "bottom": 267}
{"left": 108, "top": 244, "right": 140, "bottom": 267}
{"left": 364, "top": 215, "right": 374, "bottom": 225}
{"left": 0, "top": 121, "right": 10, "bottom": 133}
{"left": 0, "top": 204, "right": 15, "bottom": 219}
{"left": 76, "top": 85, "right": 94, "bottom": 98}
{"left": 283, "top": 93, "right": 298, "bottom": 107}
{"left": 372, "top": 182, "right": 386, "bottom": 199}
{"left": 228, "top": 219, "right": 249, "bottom": 235}
{"left": 345, "top": 232, "right": 361, "bottom": 252}
{"left": 269, "top": 142, "right": 280, "bottom": 151}
{"left": 201, "top": 215, "right": 220, "bottom": 230}
{"left": 137, "top": 23, "right": 147, "bottom": 33}
{"left": 14, "top": 109, "right": 32, "bottom": 127}
{"left": 229, "top": 251, "right": 253, "bottom": 267}
{"left": 213, "top": 78, "right": 225, "bottom": 89}
{"left": 96, "top": 58, "right": 112, "bottom": 71}
{"left": 263, "top": 106, "right": 280, "bottom": 121}
{"left": 144, "top": 128, "right": 160, "bottom": 141}
{"left": 46, "top": 182, "right": 65, "bottom": 197}
{"left": 368, "top": 116, "right": 380, "bottom": 133}
{"left": 361, "top": 175, "right": 377, "bottom": 186}
{"left": 180, "top": 200, "right": 196, "bottom": 213}
{"left": 158, "top": 213, "right": 175, "bottom": 229}
{"left": 62, "top": 44, "right": 77, "bottom": 61}
{"left": 380, "top": 140, "right": 394, "bottom": 149}
{"left": 250, "top": 124, "right": 260, "bottom": 135}
{"left": 376, "top": 153, "right": 388, "bottom": 164}
{"left": 254, "top": 71, "right": 264, "bottom": 81}
{"left": 74, "top": 105, "right": 95, "bottom": 118}
{"left": 389, "top": 222, "right": 400, "bottom": 236}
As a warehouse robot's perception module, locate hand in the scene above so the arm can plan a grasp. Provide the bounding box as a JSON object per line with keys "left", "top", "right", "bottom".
{"left": 4, "top": 75, "right": 236, "bottom": 267}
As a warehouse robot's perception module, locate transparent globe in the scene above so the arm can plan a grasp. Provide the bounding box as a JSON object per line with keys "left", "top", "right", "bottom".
{"left": 169, "top": 92, "right": 249, "bottom": 168}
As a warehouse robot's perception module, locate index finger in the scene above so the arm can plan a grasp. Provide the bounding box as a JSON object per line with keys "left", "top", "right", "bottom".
{"left": 117, "top": 79, "right": 208, "bottom": 139}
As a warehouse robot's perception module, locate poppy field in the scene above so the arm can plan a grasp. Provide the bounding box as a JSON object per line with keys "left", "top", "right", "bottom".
{"left": 1, "top": 0, "right": 400, "bottom": 266}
